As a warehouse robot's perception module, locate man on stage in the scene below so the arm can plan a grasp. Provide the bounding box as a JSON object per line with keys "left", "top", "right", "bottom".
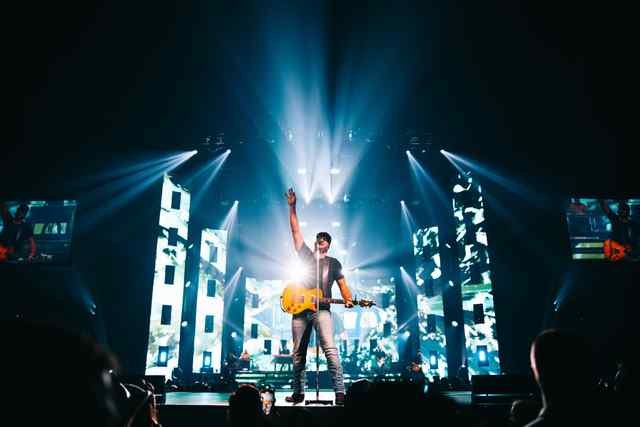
{"left": 284, "top": 188, "right": 354, "bottom": 405}
{"left": 1, "top": 202, "right": 37, "bottom": 262}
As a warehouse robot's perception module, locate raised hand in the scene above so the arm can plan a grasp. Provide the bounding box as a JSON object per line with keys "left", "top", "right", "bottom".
{"left": 286, "top": 188, "right": 297, "bottom": 206}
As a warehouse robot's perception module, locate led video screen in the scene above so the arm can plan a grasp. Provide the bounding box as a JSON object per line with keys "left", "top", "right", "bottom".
{"left": 1, "top": 200, "right": 76, "bottom": 264}
{"left": 452, "top": 173, "right": 500, "bottom": 375}
{"left": 413, "top": 226, "right": 448, "bottom": 380}
{"left": 566, "top": 198, "right": 639, "bottom": 261}
{"left": 243, "top": 275, "right": 397, "bottom": 374}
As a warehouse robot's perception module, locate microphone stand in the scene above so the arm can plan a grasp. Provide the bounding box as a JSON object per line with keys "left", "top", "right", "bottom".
{"left": 306, "top": 247, "right": 332, "bottom": 405}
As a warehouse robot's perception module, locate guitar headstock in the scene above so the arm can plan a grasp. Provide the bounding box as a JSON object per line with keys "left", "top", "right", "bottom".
{"left": 356, "top": 299, "right": 376, "bottom": 308}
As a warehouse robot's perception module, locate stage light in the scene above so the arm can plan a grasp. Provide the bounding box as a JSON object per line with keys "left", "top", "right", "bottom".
{"left": 158, "top": 346, "right": 169, "bottom": 367}
{"left": 330, "top": 168, "right": 340, "bottom": 175}
{"left": 400, "top": 200, "right": 405, "bottom": 204}
{"left": 405, "top": 150, "right": 410, "bottom": 155}
{"left": 203, "top": 351, "right": 212, "bottom": 368}
{"left": 231, "top": 331, "right": 237, "bottom": 338}
{"left": 234, "top": 200, "right": 238, "bottom": 204}
{"left": 478, "top": 346, "right": 489, "bottom": 366}
{"left": 451, "top": 321, "right": 459, "bottom": 327}
{"left": 181, "top": 321, "right": 188, "bottom": 327}
{"left": 227, "top": 149, "right": 231, "bottom": 154}
{"left": 297, "top": 168, "right": 307, "bottom": 175}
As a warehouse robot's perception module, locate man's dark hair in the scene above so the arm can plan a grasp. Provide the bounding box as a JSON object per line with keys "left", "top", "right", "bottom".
{"left": 316, "top": 232, "right": 332, "bottom": 244}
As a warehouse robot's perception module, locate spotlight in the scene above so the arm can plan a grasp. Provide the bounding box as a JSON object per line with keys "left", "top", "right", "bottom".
{"left": 203, "top": 351, "right": 212, "bottom": 368}
{"left": 227, "top": 149, "right": 231, "bottom": 154}
{"left": 405, "top": 150, "right": 410, "bottom": 155}
{"left": 231, "top": 331, "right": 238, "bottom": 338}
{"left": 158, "top": 346, "right": 169, "bottom": 367}
{"left": 287, "top": 259, "right": 309, "bottom": 281}
{"left": 400, "top": 200, "right": 405, "bottom": 205}
{"left": 451, "top": 321, "right": 458, "bottom": 327}
{"left": 234, "top": 200, "right": 238, "bottom": 204}
{"left": 181, "top": 321, "right": 188, "bottom": 327}
{"left": 478, "top": 345, "right": 489, "bottom": 366}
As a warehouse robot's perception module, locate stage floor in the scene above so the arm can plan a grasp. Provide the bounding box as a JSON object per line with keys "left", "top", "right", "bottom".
{"left": 163, "top": 390, "right": 472, "bottom": 407}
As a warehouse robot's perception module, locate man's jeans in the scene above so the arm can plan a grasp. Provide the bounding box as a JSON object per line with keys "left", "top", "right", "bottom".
{"left": 291, "top": 309, "right": 345, "bottom": 394}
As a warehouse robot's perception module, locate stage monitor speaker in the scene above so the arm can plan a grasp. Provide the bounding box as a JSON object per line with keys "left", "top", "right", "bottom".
{"left": 471, "top": 374, "right": 536, "bottom": 406}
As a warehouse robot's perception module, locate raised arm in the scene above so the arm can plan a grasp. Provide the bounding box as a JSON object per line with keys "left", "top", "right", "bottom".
{"left": 286, "top": 188, "right": 304, "bottom": 251}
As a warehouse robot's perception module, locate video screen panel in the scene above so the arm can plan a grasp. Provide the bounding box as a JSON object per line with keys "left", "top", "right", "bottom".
{"left": 193, "top": 228, "right": 227, "bottom": 374}
{"left": 452, "top": 172, "right": 500, "bottom": 375}
{"left": 1, "top": 200, "right": 76, "bottom": 264}
{"left": 243, "top": 275, "right": 398, "bottom": 374}
{"left": 146, "top": 174, "right": 191, "bottom": 378}
{"left": 413, "top": 226, "right": 448, "bottom": 380}
{"left": 244, "top": 278, "right": 293, "bottom": 371}
{"left": 336, "top": 276, "right": 397, "bottom": 376}
{"left": 566, "top": 198, "right": 639, "bottom": 261}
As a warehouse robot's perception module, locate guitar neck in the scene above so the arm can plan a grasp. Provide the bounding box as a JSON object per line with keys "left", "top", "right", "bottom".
{"left": 321, "top": 298, "right": 352, "bottom": 305}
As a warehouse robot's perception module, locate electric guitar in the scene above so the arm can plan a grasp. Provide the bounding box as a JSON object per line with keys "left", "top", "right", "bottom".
{"left": 603, "top": 239, "right": 635, "bottom": 261}
{"left": 280, "top": 282, "right": 376, "bottom": 315}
